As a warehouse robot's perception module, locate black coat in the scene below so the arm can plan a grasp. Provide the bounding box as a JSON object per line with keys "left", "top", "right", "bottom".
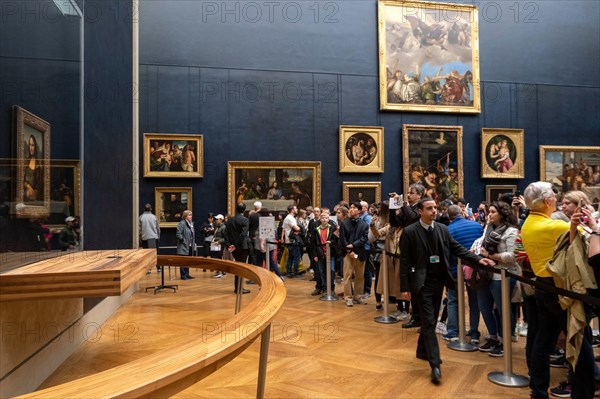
{"left": 400, "top": 221, "right": 483, "bottom": 293}
{"left": 225, "top": 213, "right": 250, "bottom": 249}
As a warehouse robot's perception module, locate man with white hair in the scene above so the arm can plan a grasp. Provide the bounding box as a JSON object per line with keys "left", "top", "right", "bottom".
{"left": 521, "top": 181, "right": 593, "bottom": 399}
{"left": 249, "top": 201, "right": 262, "bottom": 267}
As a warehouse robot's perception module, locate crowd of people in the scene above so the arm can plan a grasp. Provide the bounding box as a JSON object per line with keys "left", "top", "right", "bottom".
{"left": 139, "top": 182, "right": 600, "bottom": 397}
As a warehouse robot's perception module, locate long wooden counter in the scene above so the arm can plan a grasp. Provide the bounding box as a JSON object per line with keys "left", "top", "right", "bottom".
{"left": 0, "top": 249, "right": 157, "bottom": 302}
{"left": 14, "top": 256, "right": 286, "bottom": 399}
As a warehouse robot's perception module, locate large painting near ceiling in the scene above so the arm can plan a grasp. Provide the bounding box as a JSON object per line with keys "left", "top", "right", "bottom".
{"left": 378, "top": 0, "right": 480, "bottom": 113}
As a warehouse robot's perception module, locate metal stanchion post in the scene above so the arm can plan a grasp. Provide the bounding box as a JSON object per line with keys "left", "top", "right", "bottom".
{"left": 256, "top": 324, "right": 272, "bottom": 399}
{"left": 235, "top": 277, "right": 243, "bottom": 314}
{"left": 448, "top": 260, "right": 477, "bottom": 351}
{"left": 488, "top": 267, "right": 529, "bottom": 387}
{"left": 375, "top": 251, "right": 400, "bottom": 324}
{"left": 265, "top": 244, "right": 270, "bottom": 274}
{"left": 321, "top": 243, "right": 338, "bottom": 301}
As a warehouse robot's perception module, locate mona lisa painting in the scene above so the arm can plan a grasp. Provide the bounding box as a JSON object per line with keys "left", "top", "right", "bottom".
{"left": 14, "top": 106, "right": 51, "bottom": 217}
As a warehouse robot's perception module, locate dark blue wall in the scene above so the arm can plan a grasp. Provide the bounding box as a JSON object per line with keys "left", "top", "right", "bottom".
{"left": 83, "top": 0, "right": 133, "bottom": 248}
{"left": 139, "top": 0, "right": 600, "bottom": 224}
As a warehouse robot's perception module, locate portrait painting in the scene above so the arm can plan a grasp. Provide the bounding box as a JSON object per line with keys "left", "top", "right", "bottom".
{"left": 48, "top": 160, "right": 80, "bottom": 229}
{"left": 227, "top": 161, "right": 321, "bottom": 215}
{"left": 339, "top": 126, "right": 384, "bottom": 173}
{"left": 154, "top": 187, "right": 192, "bottom": 228}
{"left": 481, "top": 128, "right": 524, "bottom": 178}
{"left": 540, "top": 146, "right": 600, "bottom": 201}
{"left": 144, "top": 133, "right": 203, "bottom": 178}
{"left": 14, "top": 106, "right": 51, "bottom": 218}
{"left": 402, "top": 124, "right": 463, "bottom": 202}
{"left": 342, "top": 182, "right": 382, "bottom": 205}
{"left": 486, "top": 185, "right": 517, "bottom": 204}
{"left": 378, "top": 0, "right": 480, "bottom": 113}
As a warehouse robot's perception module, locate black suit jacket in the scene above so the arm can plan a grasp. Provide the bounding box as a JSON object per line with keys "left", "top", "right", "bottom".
{"left": 225, "top": 213, "right": 250, "bottom": 249}
{"left": 400, "top": 221, "right": 483, "bottom": 293}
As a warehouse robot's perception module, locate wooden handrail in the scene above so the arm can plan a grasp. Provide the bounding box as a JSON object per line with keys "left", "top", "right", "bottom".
{"left": 14, "top": 256, "right": 286, "bottom": 398}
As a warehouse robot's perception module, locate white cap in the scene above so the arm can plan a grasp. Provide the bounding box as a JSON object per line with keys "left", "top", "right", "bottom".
{"left": 214, "top": 214, "right": 224, "bottom": 220}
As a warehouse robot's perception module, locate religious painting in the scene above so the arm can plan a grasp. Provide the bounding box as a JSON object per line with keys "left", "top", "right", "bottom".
{"left": 47, "top": 160, "right": 80, "bottom": 229}
{"left": 227, "top": 161, "right": 321, "bottom": 215}
{"left": 402, "top": 124, "right": 463, "bottom": 202}
{"left": 14, "top": 106, "right": 51, "bottom": 218}
{"left": 486, "top": 185, "right": 517, "bottom": 204}
{"left": 143, "top": 133, "right": 203, "bottom": 178}
{"left": 481, "top": 128, "right": 524, "bottom": 178}
{"left": 154, "top": 187, "right": 192, "bottom": 228}
{"left": 342, "top": 182, "right": 382, "bottom": 205}
{"left": 378, "top": 0, "right": 480, "bottom": 113}
{"left": 540, "top": 146, "right": 600, "bottom": 201}
{"left": 339, "top": 125, "right": 384, "bottom": 173}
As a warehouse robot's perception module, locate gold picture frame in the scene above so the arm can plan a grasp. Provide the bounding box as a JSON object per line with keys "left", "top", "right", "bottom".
{"left": 378, "top": 0, "right": 480, "bottom": 113}
{"left": 539, "top": 145, "right": 600, "bottom": 200}
{"left": 486, "top": 185, "right": 517, "bottom": 204}
{"left": 339, "top": 125, "right": 384, "bottom": 173}
{"left": 48, "top": 159, "right": 81, "bottom": 230}
{"left": 154, "top": 187, "right": 193, "bottom": 228}
{"left": 402, "top": 124, "right": 463, "bottom": 202}
{"left": 14, "top": 106, "right": 51, "bottom": 218}
{"left": 143, "top": 133, "right": 203, "bottom": 178}
{"left": 342, "top": 182, "right": 382, "bottom": 205}
{"left": 481, "top": 128, "right": 525, "bottom": 178}
{"left": 227, "top": 161, "right": 321, "bottom": 216}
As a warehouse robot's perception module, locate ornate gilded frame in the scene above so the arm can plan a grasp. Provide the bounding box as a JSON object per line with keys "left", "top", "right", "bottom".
{"left": 227, "top": 161, "right": 321, "bottom": 215}
{"left": 48, "top": 159, "right": 81, "bottom": 230}
{"left": 402, "top": 124, "right": 463, "bottom": 201}
{"left": 154, "top": 187, "right": 193, "bottom": 228}
{"left": 342, "top": 182, "right": 382, "bottom": 205}
{"left": 486, "top": 185, "right": 517, "bottom": 204}
{"left": 539, "top": 145, "right": 600, "bottom": 200}
{"left": 378, "top": 0, "right": 480, "bottom": 113}
{"left": 481, "top": 128, "right": 525, "bottom": 178}
{"left": 14, "top": 106, "right": 51, "bottom": 218}
{"left": 339, "top": 125, "right": 384, "bottom": 173}
{"left": 144, "top": 133, "right": 203, "bottom": 178}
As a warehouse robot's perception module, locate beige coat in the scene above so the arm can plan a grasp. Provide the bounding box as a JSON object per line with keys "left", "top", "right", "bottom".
{"left": 371, "top": 223, "right": 403, "bottom": 298}
{"left": 546, "top": 231, "right": 597, "bottom": 369}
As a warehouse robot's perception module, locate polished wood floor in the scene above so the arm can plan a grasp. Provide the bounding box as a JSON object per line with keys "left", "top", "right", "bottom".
{"left": 39, "top": 267, "right": 582, "bottom": 398}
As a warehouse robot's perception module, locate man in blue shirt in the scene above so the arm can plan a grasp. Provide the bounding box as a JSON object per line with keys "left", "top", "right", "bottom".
{"left": 445, "top": 204, "right": 484, "bottom": 342}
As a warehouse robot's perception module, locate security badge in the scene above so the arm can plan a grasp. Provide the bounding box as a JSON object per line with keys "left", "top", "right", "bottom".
{"left": 429, "top": 255, "right": 440, "bottom": 263}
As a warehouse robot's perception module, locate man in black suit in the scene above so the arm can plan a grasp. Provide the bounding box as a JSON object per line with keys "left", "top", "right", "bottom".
{"left": 225, "top": 202, "right": 252, "bottom": 294}
{"left": 400, "top": 197, "right": 495, "bottom": 384}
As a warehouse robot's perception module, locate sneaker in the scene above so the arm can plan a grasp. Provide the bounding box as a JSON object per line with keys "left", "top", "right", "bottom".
{"left": 550, "top": 380, "right": 572, "bottom": 398}
{"left": 397, "top": 311, "right": 410, "bottom": 320}
{"left": 550, "top": 348, "right": 565, "bottom": 360}
{"left": 470, "top": 338, "right": 480, "bottom": 345}
{"left": 375, "top": 303, "right": 383, "bottom": 311}
{"left": 489, "top": 344, "right": 504, "bottom": 357}
{"left": 442, "top": 334, "right": 459, "bottom": 342}
{"left": 466, "top": 331, "right": 480, "bottom": 344}
{"left": 213, "top": 271, "right": 224, "bottom": 278}
{"left": 592, "top": 335, "right": 600, "bottom": 348}
{"left": 519, "top": 326, "right": 528, "bottom": 337}
{"left": 479, "top": 338, "right": 500, "bottom": 352}
{"left": 435, "top": 321, "right": 447, "bottom": 335}
{"left": 353, "top": 297, "right": 367, "bottom": 305}
{"left": 345, "top": 298, "right": 354, "bottom": 307}
{"left": 550, "top": 356, "right": 568, "bottom": 368}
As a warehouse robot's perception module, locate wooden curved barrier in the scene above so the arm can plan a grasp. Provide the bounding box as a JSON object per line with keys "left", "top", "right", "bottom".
{"left": 14, "top": 256, "right": 286, "bottom": 399}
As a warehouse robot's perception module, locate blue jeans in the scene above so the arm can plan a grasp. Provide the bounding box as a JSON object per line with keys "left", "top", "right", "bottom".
{"left": 318, "top": 256, "right": 336, "bottom": 292}
{"left": 286, "top": 246, "right": 301, "bottom": 276}
{"left": 478, "top": 278, "right": 516, "bottom": 338}
{"left": 268, "top": 250, "right": 283, "bottom": 278}
{"left": 446, "top": 284, "right": 480, "bottom": 339}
